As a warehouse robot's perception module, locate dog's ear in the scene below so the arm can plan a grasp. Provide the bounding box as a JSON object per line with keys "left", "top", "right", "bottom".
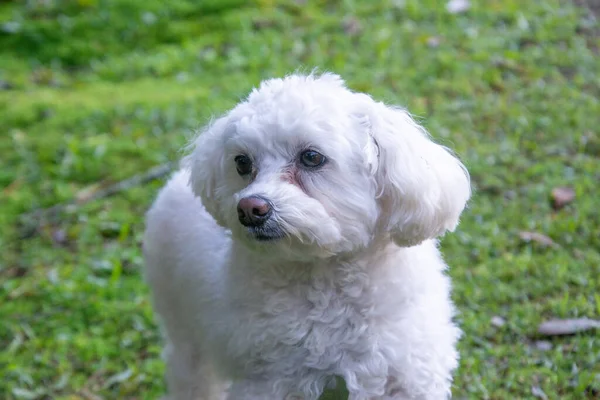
{"left": 185, "top": 116, "right": 230, "bottom": 226}
{"left": 364, "top": 101, "right": 471, "bottom": 247}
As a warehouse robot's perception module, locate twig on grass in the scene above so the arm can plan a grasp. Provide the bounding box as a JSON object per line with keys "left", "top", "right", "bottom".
{"left": 20, "top": 162, "right": 176, "bottom": 225}
{"left": 79, "top": 388, "right": 104, "bottom": 400}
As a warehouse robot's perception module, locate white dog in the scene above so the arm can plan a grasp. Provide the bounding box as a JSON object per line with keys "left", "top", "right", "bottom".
{"left": 143, "top": 73, "right": 471, "bottom": 400}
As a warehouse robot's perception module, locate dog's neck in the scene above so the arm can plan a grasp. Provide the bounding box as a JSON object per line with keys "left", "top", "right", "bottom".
{"left": 232, "top": 236, "right": 405, "bottom": 281}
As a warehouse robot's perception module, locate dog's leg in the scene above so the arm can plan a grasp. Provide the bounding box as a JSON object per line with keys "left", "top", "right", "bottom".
{"left": 378, "top": 349, "right": 455, "bottom": 400}
{"left": 163, "top": 341, "right": 229, "bottom": 400}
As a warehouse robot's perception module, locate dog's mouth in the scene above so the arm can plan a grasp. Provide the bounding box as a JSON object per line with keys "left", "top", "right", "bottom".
{"left": 247, "top": 225, "right": 285, "bottom": 242}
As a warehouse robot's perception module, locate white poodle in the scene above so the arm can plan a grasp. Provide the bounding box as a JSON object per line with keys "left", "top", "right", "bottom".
{"left": 143, "top": 73, "right": 471, "bottom": 400}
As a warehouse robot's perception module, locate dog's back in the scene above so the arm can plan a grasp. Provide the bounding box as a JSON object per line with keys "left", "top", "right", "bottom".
{"left": 143, "top": 169, "right": 230, "bottom": 341}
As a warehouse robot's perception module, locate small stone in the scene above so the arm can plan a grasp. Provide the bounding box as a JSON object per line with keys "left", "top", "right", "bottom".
{"left": 491, "top": 316, "right": 506, "bottom": 327}
{"left": 426, "top": 36, "right": 441, "bottom": 48}
{"left": 550, "top": 186, "right": 575, "bottom": 210}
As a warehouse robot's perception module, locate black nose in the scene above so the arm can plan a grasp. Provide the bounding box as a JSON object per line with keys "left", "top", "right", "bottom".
{"left": 237, "top": 196, "right": 272, "bottom": 227}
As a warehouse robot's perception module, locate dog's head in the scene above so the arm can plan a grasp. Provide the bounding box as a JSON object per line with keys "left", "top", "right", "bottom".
{"left": 188, "top": 73, "right": 470, "bottom": 260}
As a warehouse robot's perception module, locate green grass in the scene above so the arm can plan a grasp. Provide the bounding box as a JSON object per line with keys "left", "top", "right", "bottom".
{"left": 1, "top": 0, "right": 599, "bottom": 399}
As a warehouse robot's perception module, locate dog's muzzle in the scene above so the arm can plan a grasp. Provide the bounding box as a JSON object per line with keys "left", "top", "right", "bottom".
{"left": 237, "top": 195, "right": 272, "bottom": 227}
{"left": 237, "top": 196, "right": 286, "bottom": 241}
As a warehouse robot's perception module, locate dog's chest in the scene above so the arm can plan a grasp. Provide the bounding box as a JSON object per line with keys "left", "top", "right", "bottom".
{"left": 222, "top": 269, "right": 376, "bottom": 377}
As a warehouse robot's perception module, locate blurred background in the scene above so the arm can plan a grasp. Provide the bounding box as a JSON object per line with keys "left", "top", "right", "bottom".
{"left": 1, "top": 0, "right": 599, "bottom": 399}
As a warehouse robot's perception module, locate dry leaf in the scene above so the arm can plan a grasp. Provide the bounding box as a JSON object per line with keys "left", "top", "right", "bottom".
{"left": 518, "top": 231, "right": 556, "bottom": 247}
{"left": 2, "top": 178, "right": 21, "bottom": 195}
{"left": 538, "top": 318, "right": 600, "bottom": 336}
{"left": 550, "top": 186, "right": 575, "bottom": 209}
{"left": 342, "top": 17, "right": 362, "bottom": 37}
{"left": 446, "top": 0, "right": 470, "bottom": 14}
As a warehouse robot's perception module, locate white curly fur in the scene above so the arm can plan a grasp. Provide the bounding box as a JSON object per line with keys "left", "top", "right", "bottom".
{"left": 143, "top": 73, "right": 471, "bottom": 400}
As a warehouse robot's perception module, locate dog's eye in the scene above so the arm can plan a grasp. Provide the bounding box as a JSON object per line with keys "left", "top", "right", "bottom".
{"left": 300, "top": 150, "right": 326, "bottom": 168}
{"left": 234, "top": 155, "right": 253, "bottom": 176}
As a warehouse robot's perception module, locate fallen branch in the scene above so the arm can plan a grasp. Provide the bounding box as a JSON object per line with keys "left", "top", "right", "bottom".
{"left": 538, "top": 318, "right": 600, "bottom": 336}
{"left": 21, "top": 162, "right": 176, "bottom": 223}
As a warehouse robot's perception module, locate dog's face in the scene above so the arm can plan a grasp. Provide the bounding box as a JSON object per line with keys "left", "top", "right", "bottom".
{"left": 189, "top": 74, "right": 470, "bottom": 260}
